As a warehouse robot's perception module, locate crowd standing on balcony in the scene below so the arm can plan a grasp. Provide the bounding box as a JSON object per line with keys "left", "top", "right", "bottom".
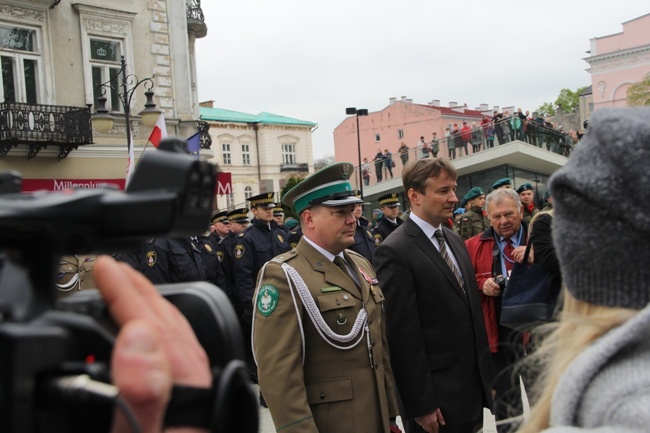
{"left": 366, "top": 110, "right": 580, "bottom": 183}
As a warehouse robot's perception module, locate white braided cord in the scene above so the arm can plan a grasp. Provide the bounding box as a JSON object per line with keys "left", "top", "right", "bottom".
{"left": 281, "top": 263, "right": 367, "bottom": 350}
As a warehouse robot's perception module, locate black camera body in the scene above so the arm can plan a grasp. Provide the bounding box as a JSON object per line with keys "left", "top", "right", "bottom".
{"left": 495, "top": 275, "right": 508, "bottom": 291}
{"left": 0, "top": 143, "right": 257, "bottom": 433}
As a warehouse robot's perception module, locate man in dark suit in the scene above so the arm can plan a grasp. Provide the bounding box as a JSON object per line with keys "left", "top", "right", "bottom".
{"left": 375, "top": 158, "right": 493, "bottom": 433}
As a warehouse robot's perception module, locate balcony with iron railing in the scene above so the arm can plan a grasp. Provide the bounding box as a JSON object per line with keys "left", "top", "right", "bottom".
{"left": 0, "top": 102, "right": 93, "bottom": 160}
{"left": 186, "top": 0, "right": 207, "bottom": 38}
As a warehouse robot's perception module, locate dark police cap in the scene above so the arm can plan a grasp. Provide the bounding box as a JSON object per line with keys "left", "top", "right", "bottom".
{"left": 273, "top": 204, "right": 284, "bottom": 215}
{"left": 464, "top": 187, "right": 485, "bottom": 202}
{"left": 516, "top": 183, "right": 534, "bottom": 194}
{"left": 491, "top": 177, "right": 512, "bottom": 190}
{"left": 378, "top": 193, "right": 400, "bottom": 207}
{"left": 226, "top": 208, "right": 250, "bottom": 223}
{"left": 210, "top": 211, "right": 229, "bottom": 225}
{"left": 282, "top": 162, "right": 363, "bottom": 214}
{"left": 247, "top": 192, "right": 276, "bottom": 208}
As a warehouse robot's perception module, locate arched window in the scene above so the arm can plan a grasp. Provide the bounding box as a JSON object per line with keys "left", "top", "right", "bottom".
{"left": 244, "top": 186, "right": 253, "bottom": 200}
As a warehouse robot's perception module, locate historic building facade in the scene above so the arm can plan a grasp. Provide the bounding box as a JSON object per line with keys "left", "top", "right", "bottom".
{"left": 199, "top": 102, "right": 316, "bottom": 210}
{"left": 0, "top": 0, "right": 208, "bottom": 190}
{"left": 584, "top": 13, "right": 650, "bottom": 111}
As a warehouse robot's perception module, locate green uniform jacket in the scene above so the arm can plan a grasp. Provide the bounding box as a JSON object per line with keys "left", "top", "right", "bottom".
{"left": 455, "top": 207, "right": 489, "bottom": 241}
{"left": 252, "top": 238, "right": 399, "bottom": 433}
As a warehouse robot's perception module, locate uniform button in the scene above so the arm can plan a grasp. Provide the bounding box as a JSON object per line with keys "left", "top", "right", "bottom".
{"left": 343, "top": 295, "right": 349, "bottom": 301}
{"left": 320, "top": 392, "right": 326, "bottom": 400}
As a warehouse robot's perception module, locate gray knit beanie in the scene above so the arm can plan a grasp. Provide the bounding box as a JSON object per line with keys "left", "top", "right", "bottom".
{"left": 549, "top": 107, "right": 650, "bottom": 310}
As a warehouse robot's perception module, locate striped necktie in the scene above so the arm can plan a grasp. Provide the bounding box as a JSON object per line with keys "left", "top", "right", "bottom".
{"left": 433, "top": 230, "right": 466, "bottom": 294}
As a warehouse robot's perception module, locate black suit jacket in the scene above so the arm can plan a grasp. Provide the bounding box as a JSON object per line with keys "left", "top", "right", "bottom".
{"left": 375, "top": 218, "right": 493, "bottom": 424}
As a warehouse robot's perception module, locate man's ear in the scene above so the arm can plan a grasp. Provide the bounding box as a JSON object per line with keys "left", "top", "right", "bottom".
{"left": 407, "top": 188, "right": 420, "bottom": 207}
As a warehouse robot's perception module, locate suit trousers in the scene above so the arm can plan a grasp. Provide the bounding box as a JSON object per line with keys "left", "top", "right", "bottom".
{"left": 404, "top": 415, "right": 482, "bottom": 433}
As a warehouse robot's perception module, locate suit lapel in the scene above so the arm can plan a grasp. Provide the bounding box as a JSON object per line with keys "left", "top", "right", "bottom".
{"left": 404, "top": 219, "right": 469, "bottom": 305}
{"left": 296, "top": 240, "right": 363, "bottom": 301}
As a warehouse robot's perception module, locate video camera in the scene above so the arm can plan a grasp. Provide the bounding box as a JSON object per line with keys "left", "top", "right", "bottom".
{"left": 0, "top": 141, "right": 258, "bottom": 433}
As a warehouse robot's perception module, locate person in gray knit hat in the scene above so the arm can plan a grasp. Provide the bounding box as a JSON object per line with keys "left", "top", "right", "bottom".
{"left": 516, "top": 107, "right": 650, "bottom": 433}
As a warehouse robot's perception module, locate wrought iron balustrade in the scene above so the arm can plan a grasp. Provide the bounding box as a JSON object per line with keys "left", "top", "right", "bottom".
{"left": 186, "top": 0, "right": 207, "bottom": 38}
{"left": 0, "top": 102, "right": 93, "bottom": 160}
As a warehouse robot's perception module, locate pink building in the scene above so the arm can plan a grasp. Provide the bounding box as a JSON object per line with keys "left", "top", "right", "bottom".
{"left": 585, "top": 13, "right": 650, "bottom": 110}
{"left": 334, "top": 97, "right": 494, "bottom": 185}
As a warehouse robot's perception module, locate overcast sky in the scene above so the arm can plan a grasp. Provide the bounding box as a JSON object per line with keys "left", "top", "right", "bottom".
{"left": 195, "top": 1, "right": 648, "bottom": 159}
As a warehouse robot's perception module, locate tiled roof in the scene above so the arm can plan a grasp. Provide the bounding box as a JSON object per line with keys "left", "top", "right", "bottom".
{"left": 200, "top": 107, "right": 316, "bottom": 127}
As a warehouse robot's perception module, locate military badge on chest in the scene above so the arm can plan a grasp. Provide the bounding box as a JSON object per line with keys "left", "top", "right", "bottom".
{"left": 235, "top": 245, "right": 245, "bottom": 259}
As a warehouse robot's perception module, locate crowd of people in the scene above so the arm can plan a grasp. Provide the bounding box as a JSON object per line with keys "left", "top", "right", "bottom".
{"left": 56, "top": 107, "right": 649, "bottom": 433}
{"left": 364, "top": 110, "right": 580, "bottom": 185}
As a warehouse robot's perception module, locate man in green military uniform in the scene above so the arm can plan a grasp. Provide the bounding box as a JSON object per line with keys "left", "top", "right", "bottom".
{"left": 56, "top": 255, "right": 97, "bottom": 298}
{"left": 455, "top": 187, "right": 489, "bottom": 240}
{"left": 252, "top": 162, "right": 400, "bottom": 433}
{"left": 517, "top": 182, "right": 539, "bottom": 225}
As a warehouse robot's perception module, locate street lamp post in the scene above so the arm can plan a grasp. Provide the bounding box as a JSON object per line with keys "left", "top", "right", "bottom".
{"left": 91, "top": 55, "right": 161, "bottom": 150}
{"left": 345, "top": 107, "right": 368, "bottom": 197}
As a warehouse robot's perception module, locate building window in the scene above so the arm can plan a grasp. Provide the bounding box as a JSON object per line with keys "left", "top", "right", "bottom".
{"left": 89, "top": 37, "right": 123, "bottom": 112}
{"left": 222, "top": 142, "right": 231, "bottom": 164}
{"left": 398, "top": 129, "right": 404, "bottom": 139}
{"left": 282, "top": 143, "right": 296, "bottom": 164}
{"left": 242, "top": 143, "right": 251, "bottom": 165}
{"left": 375, "top": 133, "right": 381, "bottom": 142}
{"left": 0, "top": 24, "right": 41, "bottom": 104}
{"left": 244, "top": 186, "right": 253, "bottom": 200}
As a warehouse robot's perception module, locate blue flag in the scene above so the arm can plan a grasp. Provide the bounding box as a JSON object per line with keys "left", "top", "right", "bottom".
{"left": 187, "top": 132, "right": 201, "bottom": 158}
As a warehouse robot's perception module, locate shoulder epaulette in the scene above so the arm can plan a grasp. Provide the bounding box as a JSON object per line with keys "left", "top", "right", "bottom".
{"left": 270, "top": 249, "right": 298, "bottom": 264}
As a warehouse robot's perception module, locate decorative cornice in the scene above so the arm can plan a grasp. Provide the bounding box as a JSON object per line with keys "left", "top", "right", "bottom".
{"left": 584, "top": 45, "right": 650, "bottom": 69}
{"left": 0, "top": 3, "right": 46, "bottom": 22}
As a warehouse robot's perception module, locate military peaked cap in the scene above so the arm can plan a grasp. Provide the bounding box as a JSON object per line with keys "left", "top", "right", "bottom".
{"left": 282, "top": 162, "right": 363, "bottom": 214}
{"left": 210, "top": 211, "right": 229, "bottom": 225}
{"left": 273, "top": 204, "right": 285, "bottom": 215}
{"left": 248, "top": 192, "right": 276, "bottom": 208}
{"left": 378, "top": 193, "right": 400, "bottom": 207}
{"left": 227, "top": 208, "right": 250, "bottom": 223}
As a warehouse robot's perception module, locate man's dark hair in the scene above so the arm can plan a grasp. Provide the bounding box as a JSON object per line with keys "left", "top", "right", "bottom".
{"left": 402, "top": 158, "right": 457, "bottom": 195}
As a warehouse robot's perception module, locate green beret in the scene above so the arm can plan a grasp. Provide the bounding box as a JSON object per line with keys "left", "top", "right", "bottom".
{"left": 464, "top": 187, "right": 485, "bottom": 202}
{"left": 492, "top": 177, "right": 512, "bottom": 190}
{"left": 516, "top": 183, "right": 534, "bottom": 194}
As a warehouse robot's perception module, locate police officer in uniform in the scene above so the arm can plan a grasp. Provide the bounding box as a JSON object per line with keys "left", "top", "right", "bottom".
{"left": 372, "top": 192, "right": 403, "bottom": 246}
{"left": 517, "top": 182, "right": 539, "bottom": 225}
{"left": 253, "top": 162, "right": 400, "bottom": 433}
{"left": 350, "top": 189, "right": 376, "bottom": 264}
{"left": 140, "top": 237, "right": 207, "bottom": 284}
{"left": 198, "top": 223, "right": 231, "bottom": 298}
{"left": 223, "top": 208, "right": 249, "bottom": 260}
{"left": 455, "top": 187, "right": 489, "bottom": 241}
{"left": 232, "top": 193, "right": 290, "bottom": 382}
{"left": 221, "top": 207, "right": 250, "bottom": 313}
{"left": 272, "top": 203, "right": 286, "bottom": 228}
{"left": 56, "top": 255, "right": 97, "bottom": 298}
{"left": 210, "top": 210, "right": 231, "bottom": 242}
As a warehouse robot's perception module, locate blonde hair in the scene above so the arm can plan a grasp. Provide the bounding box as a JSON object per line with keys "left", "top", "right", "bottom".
{"left": 516, "top": 291, "right": 637, "bottom": 432}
